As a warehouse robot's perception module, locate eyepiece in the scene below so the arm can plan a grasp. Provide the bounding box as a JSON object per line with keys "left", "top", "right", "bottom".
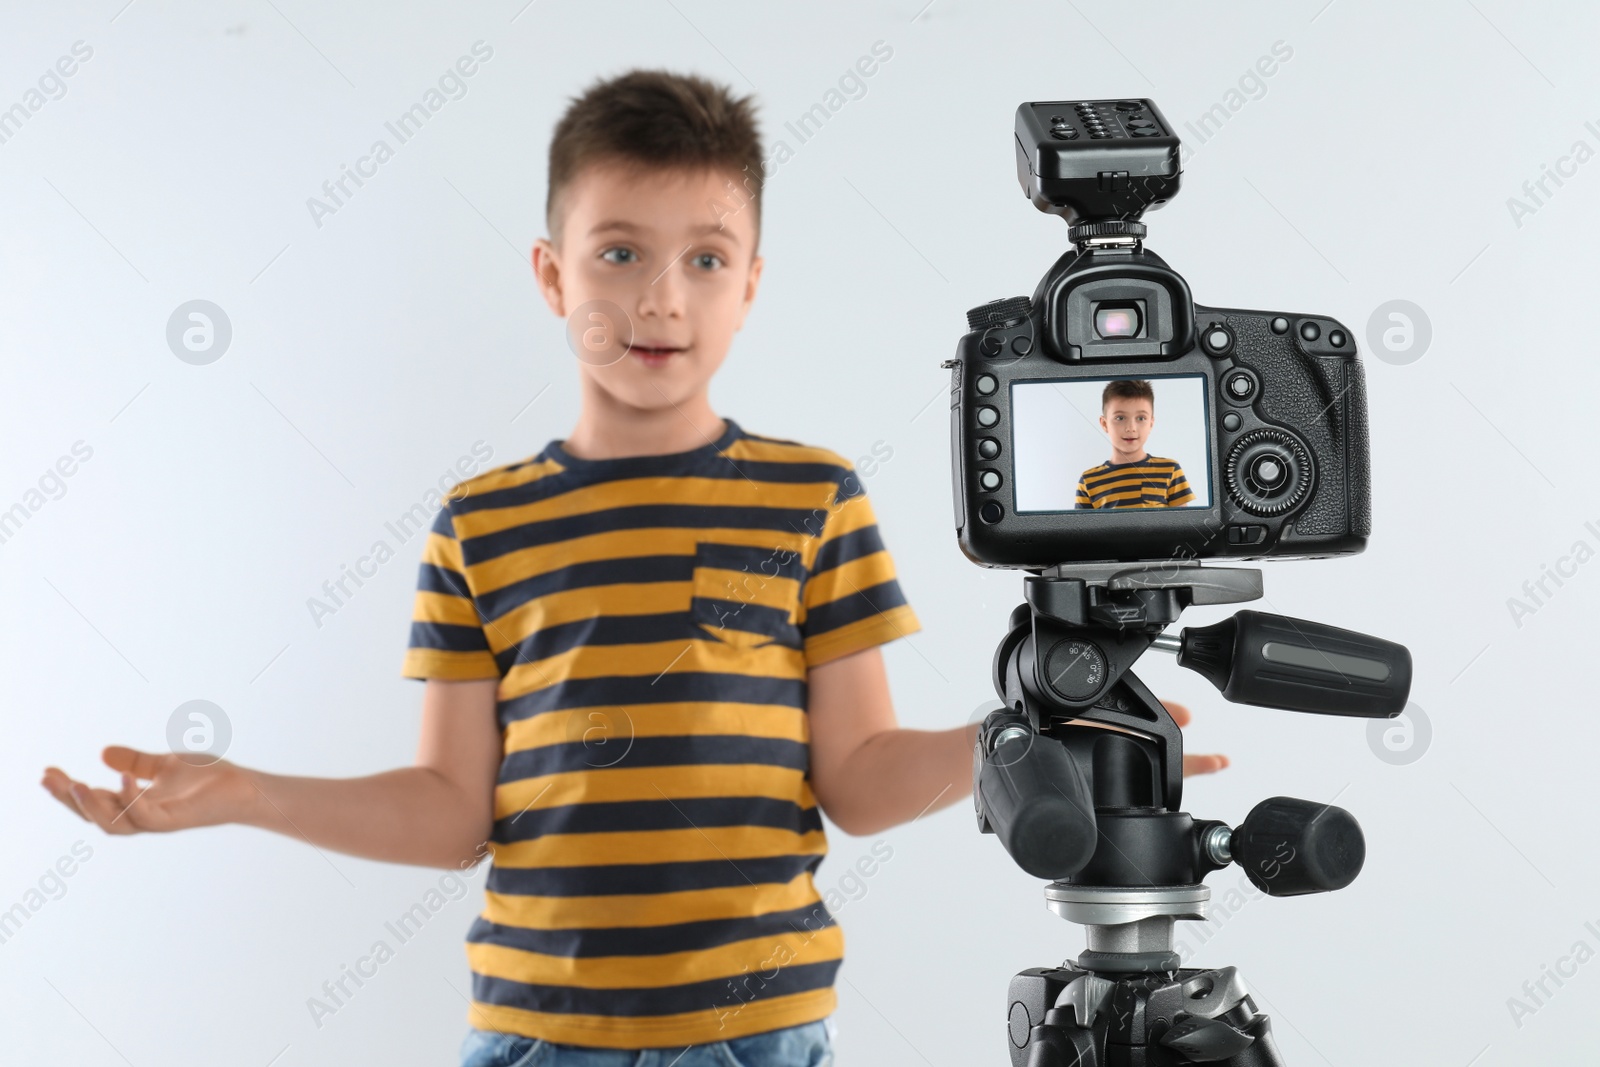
{"left": 1093, "top": 302, "right": 1143, "bottom": 339}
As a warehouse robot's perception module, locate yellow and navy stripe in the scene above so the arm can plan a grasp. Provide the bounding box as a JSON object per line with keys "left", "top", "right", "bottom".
{"left": 402, "top": 419, "right": 917, "bottom": 1048}
{"left": 1074, "top": 454, "right": 1195, "bottom": 509}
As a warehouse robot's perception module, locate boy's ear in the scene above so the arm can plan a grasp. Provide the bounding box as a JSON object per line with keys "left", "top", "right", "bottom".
{"left": 733, "top": 253, "right": 764, "bottom": 331}
{"left": 531, "top": 237, "right": 566, "bottom": 317}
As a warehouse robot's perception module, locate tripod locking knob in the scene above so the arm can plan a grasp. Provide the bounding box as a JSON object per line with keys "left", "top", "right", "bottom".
{"left": 1231, "top": 796, "right": 1365, "bottom": 896}
{"left": 974, "top": 712, "right": 1099, "bottom": 880}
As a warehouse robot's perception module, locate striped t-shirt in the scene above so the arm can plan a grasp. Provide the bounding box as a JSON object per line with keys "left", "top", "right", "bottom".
{"left": 400, "top": 418, "right": 918, "bottom": 1049}
{"left": 1074, "top": 454, "right": 1195, "bottom": 509}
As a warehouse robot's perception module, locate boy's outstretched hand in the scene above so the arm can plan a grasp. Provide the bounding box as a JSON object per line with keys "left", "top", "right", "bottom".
{"left": 40, "top": 746, "right": 252, "bottom": 835}
{"left": 1163, "top": 700, "right": 1231, "bottom": 778}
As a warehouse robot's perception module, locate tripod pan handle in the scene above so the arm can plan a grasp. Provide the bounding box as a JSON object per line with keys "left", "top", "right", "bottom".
{"left": 1176, "top": 610, "right": 1411, "bottom": 718}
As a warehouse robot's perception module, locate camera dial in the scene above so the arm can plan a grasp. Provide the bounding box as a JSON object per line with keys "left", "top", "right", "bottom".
{"left": 1225, "top": 429, "right": 1313, "bottom": 515}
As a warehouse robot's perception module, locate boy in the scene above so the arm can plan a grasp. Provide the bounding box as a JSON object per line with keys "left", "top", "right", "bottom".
{"left": 41, "top": 71, "right": 1227, "bottom": 1065}
{"left": 1075, "top": 379, "right": 1196, "bottom": 510}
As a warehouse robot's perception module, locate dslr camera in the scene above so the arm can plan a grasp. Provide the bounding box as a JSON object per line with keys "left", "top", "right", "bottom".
{"left": 950, "top": 99, "right": 1370, "bottom": 569}
{"left": 953, "top": 100, "right": 1408, "bottom": 1067}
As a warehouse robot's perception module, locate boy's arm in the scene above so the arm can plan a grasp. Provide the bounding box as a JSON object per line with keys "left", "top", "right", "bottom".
{"left": 41, "top": 678, "right": 501, "bottom": 870}
{"left": 241, "top": 678, "right": 501, "bottom": 868}
{"left": 807, "top": 647, "right": 977, "bottom": 837}
{"left": 1167, "top": 463, "right": 1195, "bottom": 506}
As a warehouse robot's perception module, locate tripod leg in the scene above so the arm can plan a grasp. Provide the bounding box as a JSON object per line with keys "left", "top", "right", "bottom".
{"left": 1219, "top": 1011, "right": 1284, "bottom": 1067}
{"left": 1149, "top": 968, "right": 1287, "bottom": 1065}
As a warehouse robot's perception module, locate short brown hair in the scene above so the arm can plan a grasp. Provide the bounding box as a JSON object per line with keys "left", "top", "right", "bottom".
{"left": 1102, "top": 379, "right": 1154, "bottom": 411}
{"left": 545, "top": 69, "right": 764, "bottom": 248}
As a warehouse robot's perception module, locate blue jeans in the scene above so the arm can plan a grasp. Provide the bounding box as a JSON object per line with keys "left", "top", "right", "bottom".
{"left": 458, "top": 1017, "right": 835, "bottom": 1067}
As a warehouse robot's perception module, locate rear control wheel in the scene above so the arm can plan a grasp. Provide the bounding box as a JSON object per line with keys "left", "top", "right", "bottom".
{"left": 1225, "top": 429, "right": 1313, "bottom": 515}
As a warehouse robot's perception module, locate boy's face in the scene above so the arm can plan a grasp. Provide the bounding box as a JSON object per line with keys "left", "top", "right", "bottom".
{"left": 1099, "top": 397, "right": 1153, "bottom": 461}
{"left": 532, "top": 161, "right": 762, "bottom": 414}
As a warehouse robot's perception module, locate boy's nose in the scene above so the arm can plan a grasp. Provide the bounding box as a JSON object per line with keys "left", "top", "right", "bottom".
{"left": 636, "top": 268, "right": 688, "bottom": 320}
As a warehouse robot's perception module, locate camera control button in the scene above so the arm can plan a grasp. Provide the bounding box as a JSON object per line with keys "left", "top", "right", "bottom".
{"left": 1222, "top": 412, "right": 1242, "bottom": 432}
{"left": 1225, "top": 372, "right": 1255, "bottom": 401}
{"left": 1270, "top": 316, "right": 1290, "bottom": 335}
{"left": 1226, "top": 524, "right": 1266, "bottom": 545}
{"left": 980, "top": 333, "right": 1005, "bottom": 357}
{"left": 979, "top": 470, "right": 1003, "bottom": 491}
{"left": 1298, "top": 321, "right": 1321, "bottom": 342}
{"left": 1328, "top": 329, "right": 1346, "bottom": 347}
{"left": 977, "top": 406, "right": 999, "bottom": 428}
{"left": 1201, "top": 324, "right": 1234, "bottom": 356}
{"left": 979, "top": 502, "right": 1004, "bottom": 524}
{"left": 976, "top": 374, "right": 997, "bottom": 396}
{"left": 977, "top": 437, "right": 1001, "bottom": 460}
{"left": 1011, "top": 335, "right": 1033, "bottom": 356}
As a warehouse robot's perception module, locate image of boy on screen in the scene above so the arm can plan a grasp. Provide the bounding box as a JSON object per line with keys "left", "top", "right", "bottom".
{"left": 1074, "top": 379, "right": 1197, "bottom": 509}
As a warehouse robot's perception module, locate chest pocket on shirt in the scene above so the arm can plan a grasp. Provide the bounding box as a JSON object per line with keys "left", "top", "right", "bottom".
{"left": 689, "top": 540, "right": 804, "bottom": 650}
{"left": 1106, "top": 478, "right": 1169, "bottom": 508}
{"left": 1138, "top": 479, "right": 1170, "bottom": 505}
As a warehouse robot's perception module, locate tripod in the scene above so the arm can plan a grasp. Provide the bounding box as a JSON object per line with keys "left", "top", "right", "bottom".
{"left": 973, "top": 561, "right": 1410, "bottom": 1066}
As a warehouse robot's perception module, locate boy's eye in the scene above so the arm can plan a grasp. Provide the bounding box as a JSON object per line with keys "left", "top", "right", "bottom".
{"left": 600, "top": 247, "right": 637, "bottom": 265}
{"left": 692, "top": 252, "right": 725, "bottom": 271}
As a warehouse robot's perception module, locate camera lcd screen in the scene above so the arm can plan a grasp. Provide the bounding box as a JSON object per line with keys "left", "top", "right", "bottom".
{"left": 1010, "top": 375, "right": 1212, "bottom": 513}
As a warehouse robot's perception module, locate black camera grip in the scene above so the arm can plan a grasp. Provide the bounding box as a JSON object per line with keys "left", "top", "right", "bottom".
{"left": 974, "top": 718, "right": 1098, "bottom": 880}
{"left": 1176, "top": 610, "right": 1410, "bottom": 718}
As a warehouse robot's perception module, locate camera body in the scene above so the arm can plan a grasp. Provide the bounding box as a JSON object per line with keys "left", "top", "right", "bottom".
{"left": 951, "top": 99, "right": 1371, "bottom": 569}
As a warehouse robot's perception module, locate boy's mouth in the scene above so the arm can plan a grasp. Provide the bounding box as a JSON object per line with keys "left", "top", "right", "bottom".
{"left": 627, "top": 341, "right": 685, "bottom": 367}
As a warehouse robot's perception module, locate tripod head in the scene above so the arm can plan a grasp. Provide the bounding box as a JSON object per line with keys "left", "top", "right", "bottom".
{"left": 973, "top": 561, "right": 1410, "bottom": 891}
{"left": 973, "top": 563, "right": 1411, "bottom": 1065}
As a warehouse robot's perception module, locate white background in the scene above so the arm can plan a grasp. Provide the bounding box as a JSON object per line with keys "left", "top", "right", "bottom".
{"left": 1011, "top": 375, "right": 1212, "bottom": 511}
{"left": 2, "top": 2, "right": 1596, "bottom": 1065}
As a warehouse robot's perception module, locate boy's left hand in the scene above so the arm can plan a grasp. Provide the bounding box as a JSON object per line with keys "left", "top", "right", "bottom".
{"left": 1162, "top": 700, "right": 1230, "bottom": 778}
